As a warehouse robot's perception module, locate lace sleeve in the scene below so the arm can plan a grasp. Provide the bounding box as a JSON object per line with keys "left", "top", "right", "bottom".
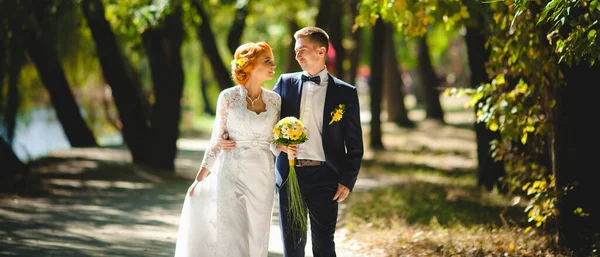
{"left": 200, "top": 90, "right": 229, "bottom": 171}
{"left": 270, "top": 92, "right": 282, "bottom": 156}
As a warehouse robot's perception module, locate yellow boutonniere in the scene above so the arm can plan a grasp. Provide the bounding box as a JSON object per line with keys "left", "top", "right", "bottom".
{"left": 329, "top": 104, "right": 346, "bottom": 125}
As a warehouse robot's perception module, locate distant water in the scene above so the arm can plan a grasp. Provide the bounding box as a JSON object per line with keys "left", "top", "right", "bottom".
{"left": 1, "top": 108, "right": 122, "bottom": 162}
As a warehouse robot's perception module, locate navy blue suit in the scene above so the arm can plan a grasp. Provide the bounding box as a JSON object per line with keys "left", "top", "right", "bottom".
{"left": 272, "top": 72, "right": 364, "bottom": 257}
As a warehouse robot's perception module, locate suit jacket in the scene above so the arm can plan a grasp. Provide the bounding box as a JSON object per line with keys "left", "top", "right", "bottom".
{"left": 272, "top": 72, "right": 364, "bottom": 191}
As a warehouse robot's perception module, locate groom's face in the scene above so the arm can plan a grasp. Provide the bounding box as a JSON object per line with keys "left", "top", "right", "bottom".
{"left": 294, "top": 36, "right": 325, "bottom": 74}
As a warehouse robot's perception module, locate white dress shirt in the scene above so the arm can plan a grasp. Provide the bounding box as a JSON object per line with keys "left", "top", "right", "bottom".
{"left": 297, "top": 68, "right": 328, "bottom": 162}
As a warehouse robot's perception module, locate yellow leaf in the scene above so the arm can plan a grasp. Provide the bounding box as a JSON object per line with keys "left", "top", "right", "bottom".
{"left": 525, "top": 126, "right": 535, "bottom": 132}
{"left": 495, "top": 75, "right": 506, "bottom": 85}
{"left": 489, "top": 122, "right": 499, "bottom": 132}
{"left": 443, "top": 88, "right": 451, "bottom": 96}
{"left": 521, "top": 133, "right": 528, "bottom": 144}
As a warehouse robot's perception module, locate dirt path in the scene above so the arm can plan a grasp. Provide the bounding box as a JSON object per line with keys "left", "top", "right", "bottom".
{"left": 0, "top": 145, "right": 371, "bottom": 257}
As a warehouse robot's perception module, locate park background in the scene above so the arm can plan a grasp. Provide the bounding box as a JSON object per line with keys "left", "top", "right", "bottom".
{"left": 0, "top": 0, "right": 593, "bottom": 256}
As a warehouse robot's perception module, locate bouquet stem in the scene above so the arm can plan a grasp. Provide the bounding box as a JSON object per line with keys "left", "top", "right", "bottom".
{"left": 284, "top": 152, "right": 308, "bottom": 242}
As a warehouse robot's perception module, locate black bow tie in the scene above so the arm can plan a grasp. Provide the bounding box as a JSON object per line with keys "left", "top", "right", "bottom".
{"left": 301, "top": 74, "right": 321, "bottom": 85}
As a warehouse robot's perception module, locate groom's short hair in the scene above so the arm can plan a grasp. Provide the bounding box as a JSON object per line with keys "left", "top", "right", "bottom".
{"left": 294, "top": 26, "right": 329, "bottom": 53}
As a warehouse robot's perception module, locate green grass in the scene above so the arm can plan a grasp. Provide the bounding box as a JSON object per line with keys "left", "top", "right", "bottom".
{"left": 341, "top": 163, "right": 590, "bottom": 257}
{"left": 344, "top": 172, "right": 524, "bottom": 229}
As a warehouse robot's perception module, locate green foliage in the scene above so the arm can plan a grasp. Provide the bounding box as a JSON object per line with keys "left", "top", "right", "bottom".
{"left": 354, "top": 0, "right": 468, "bottom": 37}
{"left": 104, "top": 0, "right": 170, "bottom": 36}
{"left": 528, "top": 0, "right": 600, "bottom": 66}
{"left": 359, "top": 0, "right": 591, "bottom": 233}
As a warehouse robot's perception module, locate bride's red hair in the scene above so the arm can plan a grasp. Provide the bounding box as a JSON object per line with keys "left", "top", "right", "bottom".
{"left": 231, "top": 42, "right": 273, "bottom": 85}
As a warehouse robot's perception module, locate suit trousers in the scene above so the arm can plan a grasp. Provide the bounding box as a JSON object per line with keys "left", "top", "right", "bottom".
{"left": 278, "top": 164, "right": 339, "bottom": 257}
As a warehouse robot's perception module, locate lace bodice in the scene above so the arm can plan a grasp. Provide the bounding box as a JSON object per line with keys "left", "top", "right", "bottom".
{"left": 200, "top": 85, "right": 281, "bottom": 172}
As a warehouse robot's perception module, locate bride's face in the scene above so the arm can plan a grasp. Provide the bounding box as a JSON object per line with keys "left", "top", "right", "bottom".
{"left": 251, "top": 51, "right": 276, "bottom": 81}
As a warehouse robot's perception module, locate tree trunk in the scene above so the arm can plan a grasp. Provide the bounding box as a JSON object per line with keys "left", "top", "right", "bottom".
{"left": 383, "top": 23, "right": 413, "bottom": 128}
{"left": 191, "top": 0, "right": 232, "bottom": 90}
{"left": 0, "top": 27, "right": 6, "bottom": 110}
{"left": 24, "top": 16, "right": 97, "bottom": 147}
{"left": 464, "top": 26, "right": 506, "bottom": 192}
{"left": 347, "top": 0, "right": 361, "bottom": 85}
{"left": 369, "top": 19, "right": 384, "bottom": 150}
{"left": 200, "top": 56, "right": 214, "bottom": 115}
{"left": 227, "top": 2, "right": 249, "bottom": 55}
{"left": 416, "top": 34, "right": 444, "bottom": 122}
{"left": 0, "top": 136, "right": 29, "bottom": 193}
{"left": 5, "top": 3, "right": 25, "bottom": 145}
{"left": 554, "top": 61, "right": 596, "bottom": 253}
{"left": 315, "top": 0, "right": 333, "bottom": 30}
{"left": 141, "top": 7, "right": 185, "bottom": 171}
{"left": 328, "top": 0, "right": 345, "bottom": 79}
{"left": 81, "top": 0, "right": 150, "bottom": 163}
{"left": 286, "top": 20, "right": 300, "bottom": 73}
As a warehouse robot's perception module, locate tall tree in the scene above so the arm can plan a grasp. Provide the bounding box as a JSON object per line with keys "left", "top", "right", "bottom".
{"left": 327, "top": 0, "right": 345, "bottom": 79}
{"left": 227, "top": 1, "right": 249, "bottom": 55}
{"left": 191, "top": 0, "right": 233, "bottom": 90}
{"left": 285, "top": 20, "right": 300, "bottom": 73}
{"left": 25, "top": 0, "right": 98, "bottom": 147}
{"left": 545, "top": 2, "right": 598, "bottom": 250}
{"left": 141, "top": 6, "right": 185, "bottom": 170}
{"left": 315, "top": 0, "right": 333, "bottom": 30}
{"left": 81, "top": 0, "right": 150, "bottom": 163}
{"left": 369, "top": 18, "right": 385, "bottom": 150}
{"left": 199, "top": 55, "right": 215, "bottom": 115}
{"left": 347, "top": 0, "right": 362, "bottom": 85}
{"left": 82, "top": 0, "right": 185, "bottom": 170}
{"left": 383, "top": 23, "right": 413, "bottom": 128}
{"left": 4, "top": 0, "right": 25, "bottom": 145}
{"left": 0, "top": 8, "right": 7, "bottom": 111}
{"left": 463, "top": 1, "right": 505, "bottom": 192}
{"left": 415, "top": 33, "right": 444, "bottom": 122}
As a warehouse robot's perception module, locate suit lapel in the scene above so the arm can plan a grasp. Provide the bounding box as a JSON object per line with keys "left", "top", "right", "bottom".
{"left": 287, "top": 74, "right": 303, "bottom": 118}
{"left": 296, "top": 74, "right": 303, "bottom": 117}
{"left": 322, "top": 74, "right": 337, "bottom": 141}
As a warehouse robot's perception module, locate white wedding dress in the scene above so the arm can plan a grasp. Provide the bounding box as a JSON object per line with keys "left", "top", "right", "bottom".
{"left": 174, "top": 86, "right": 281, "bottom": 257}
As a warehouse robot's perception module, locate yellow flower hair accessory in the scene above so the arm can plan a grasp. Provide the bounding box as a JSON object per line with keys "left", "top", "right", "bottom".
{"left": 234, "top": 57, "right": 248, "bottom": 68}
{"left": 329, "top": 104, "right": 345, "bottom": 125}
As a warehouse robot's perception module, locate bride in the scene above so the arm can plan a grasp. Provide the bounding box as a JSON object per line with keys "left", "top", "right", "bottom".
{"left": 173, "top": 42, "right": 289, "bottom": 257}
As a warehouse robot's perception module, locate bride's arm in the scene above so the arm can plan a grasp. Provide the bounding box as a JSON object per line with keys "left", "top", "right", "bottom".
{"left": 270, "top": 93, "right": 283, "bottom": 156}
{"left": 197, "top": 90, "right": 230, "bottom": 179}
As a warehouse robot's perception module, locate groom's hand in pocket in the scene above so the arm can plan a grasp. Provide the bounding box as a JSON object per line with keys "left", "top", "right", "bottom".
{"left": 333, "top": 184, "right": 350, "bottom": 202}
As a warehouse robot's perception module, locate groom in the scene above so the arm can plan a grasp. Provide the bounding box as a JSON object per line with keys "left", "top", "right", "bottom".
{"left": 273, "top": 26, "right": 364, "bottom": 257}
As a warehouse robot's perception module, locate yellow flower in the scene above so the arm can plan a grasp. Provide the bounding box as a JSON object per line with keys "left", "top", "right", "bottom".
{"left": 272, "top": 116, "right": 309, "bottom": 145}
{"left": 235, "top": 57, "right": 248, "bottom": 68}
{"left": 328, "top": 104, "right": 346, "bottom": 125}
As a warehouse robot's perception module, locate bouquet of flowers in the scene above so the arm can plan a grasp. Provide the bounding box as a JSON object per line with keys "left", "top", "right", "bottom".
{"left": 272, "top": 116, "right": 309, "bottom": 234}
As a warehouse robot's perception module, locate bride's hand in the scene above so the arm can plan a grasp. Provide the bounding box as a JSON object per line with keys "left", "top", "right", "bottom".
{"left": 219, "top": 132, "right": 236, "bottom": 152}
{"left": 187, "top": 180, "right": 199, "bottom": 197}
{"left": 286, "top": 145, "right": 297, "bottom": 156}
{"left": 188, "top": 168, "right": 209, "bottom": 197}
{"left": 276, "top": 144, "right": 297, "bottom": 156}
